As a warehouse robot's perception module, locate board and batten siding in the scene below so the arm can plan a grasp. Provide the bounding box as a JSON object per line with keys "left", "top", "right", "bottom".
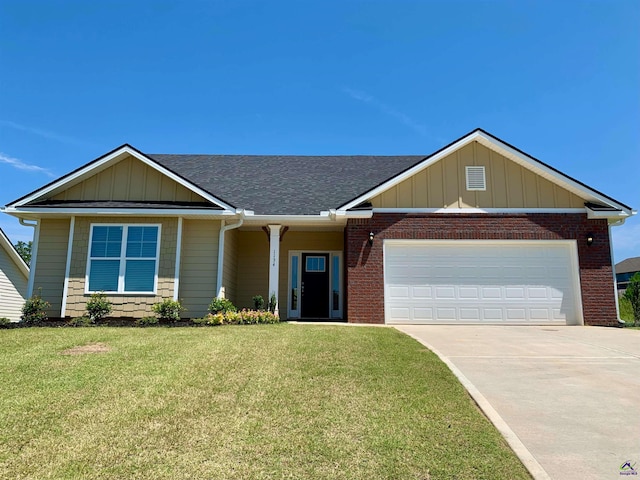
{"left": 222, "top": 227, "right": 239, "bottom": 304}
{"left": 32, "top": 219, "right": 70, "bottom": 317}
{"left": 64, "top": 217, "right": 178, "bottom": 318}
{"left": 178, "top": 219, "right": 220, "bottom": 318}
{"left": 370, "top": 141, "right": 585, "bottom": 209}
{"left": 0, "top": 247, "right": 28, "bottom": 321}
{"left": 50, "top": 154, "right": 206, "bottom": 203}
{"left": 235, "top": 230, "right": 344, "bottom": 319}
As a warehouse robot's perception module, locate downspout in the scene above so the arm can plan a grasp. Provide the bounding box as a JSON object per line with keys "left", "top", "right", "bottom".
{"left": 216, "top": 211, "right": 244, "bottom": 299}
{"left": 19, "top": 218, "right": 39, "bottom": 298}
{"left": 609, "top": 218, "right": 627, "bottom": 325}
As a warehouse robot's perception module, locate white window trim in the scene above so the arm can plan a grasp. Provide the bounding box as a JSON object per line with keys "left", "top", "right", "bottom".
{"left": 287, "top": 250, "right": 343, "bottom": 320}
{"left": 85, "top": 223, "right": 161, "bottom": 295}
{"left": 305, "top": 255, "right": 326, "bottom": 272}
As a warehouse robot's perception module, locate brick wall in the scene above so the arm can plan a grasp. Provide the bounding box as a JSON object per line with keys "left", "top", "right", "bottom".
{"left": 345, "top": 213, "right": 617, "bottom": 326}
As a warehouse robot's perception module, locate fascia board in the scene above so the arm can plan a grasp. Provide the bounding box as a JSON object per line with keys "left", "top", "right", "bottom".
{"left": 3, "top": 207, "right": 237, "bottom": 217}
{"left": 0, "top": 228, "right": 30, "bottom": 278}
{"left": 8, "top": 145, "right": 235, "bottom": 212}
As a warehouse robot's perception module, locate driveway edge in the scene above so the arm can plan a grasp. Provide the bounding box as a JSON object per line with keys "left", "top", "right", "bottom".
{"left": 396, "top": 327, "right": 551, "bottom": 480}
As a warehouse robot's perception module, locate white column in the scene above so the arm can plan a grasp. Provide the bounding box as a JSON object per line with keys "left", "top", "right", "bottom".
{"left": 268, "top": 224, "right": 281, "bottom": 315}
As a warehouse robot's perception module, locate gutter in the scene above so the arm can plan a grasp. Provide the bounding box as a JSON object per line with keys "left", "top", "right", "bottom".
{"left": 216, "top": 210, "right": 245, "bottom": 298}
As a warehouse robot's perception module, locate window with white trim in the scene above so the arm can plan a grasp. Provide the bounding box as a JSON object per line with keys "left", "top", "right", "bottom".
{"left": 87, "top": 224, "right": 160, "bottom": 293}
{"left": 305, "top": 256, "right": 326, "bottom": 272}
{"left": 465, "top": 166, "right": 486, "bottom": 191}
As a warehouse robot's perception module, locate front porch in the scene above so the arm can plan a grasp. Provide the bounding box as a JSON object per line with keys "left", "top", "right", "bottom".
{"left": 223, "top": 227, "right": 345, "bottom": 321}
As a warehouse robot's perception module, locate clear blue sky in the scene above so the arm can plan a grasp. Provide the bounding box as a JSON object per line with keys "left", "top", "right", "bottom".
{"left": 1, "top": 0, "right": 638, "bottom": 261}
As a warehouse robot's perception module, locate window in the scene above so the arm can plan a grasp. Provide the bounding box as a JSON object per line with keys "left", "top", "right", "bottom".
{"left": 465, "top": 166, "right": 486, "bottom": 191}
{"left": 87, "top": 224, "right": 160, "bottom": 293}
{"left": 305, "top": 256, "right": 326, "bottom": 272}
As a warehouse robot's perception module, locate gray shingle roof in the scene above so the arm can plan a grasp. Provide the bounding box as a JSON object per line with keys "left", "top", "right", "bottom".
{"left": 616, "top": 257, "right": 640, "bottom": 274}
{"left": 148, "top": 154, "right": 426, "bottom": 215}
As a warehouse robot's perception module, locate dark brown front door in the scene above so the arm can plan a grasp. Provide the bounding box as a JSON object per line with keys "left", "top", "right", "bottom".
{"left": 301, "top": 253, "right": 330, "bottom": 318}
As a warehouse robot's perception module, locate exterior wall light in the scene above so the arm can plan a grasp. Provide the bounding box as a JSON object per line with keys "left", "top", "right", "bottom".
{"left": 368, "top": 232, "right": 375, "bottom": 245}
{"left": 586, "top": 233, "right": 594, "bottom": 246}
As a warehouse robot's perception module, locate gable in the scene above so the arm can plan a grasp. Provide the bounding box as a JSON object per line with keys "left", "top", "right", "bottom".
{"left": 370, "top": 141, "right": 586, "bottom": 210}
{"left": 45, "top": 154, "right": 209, "bottom": 204}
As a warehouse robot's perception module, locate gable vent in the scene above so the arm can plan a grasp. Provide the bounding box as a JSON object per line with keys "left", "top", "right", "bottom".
{"left": 465, "top": 166, "right": 486, "bottom": 191}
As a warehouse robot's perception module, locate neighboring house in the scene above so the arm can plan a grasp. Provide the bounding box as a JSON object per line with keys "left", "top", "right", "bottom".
{"left": 1, "top": 129, "right": 635, "bottom": 326}
{"left": 615, "top": 257, "right": 640, "bottom": 293}
{"left": 0, "top": 228, "right": 29, "bottom": 321}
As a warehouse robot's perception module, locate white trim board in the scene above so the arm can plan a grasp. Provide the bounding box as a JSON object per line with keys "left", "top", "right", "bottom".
{"left": 0, "top": 227, "right": 29, "bottom": 278}
{"left": 7, "top": 145, "right": 236, "bottom": 212}
{"left": 338, "top": 130, "right": 633, "bottom": 216}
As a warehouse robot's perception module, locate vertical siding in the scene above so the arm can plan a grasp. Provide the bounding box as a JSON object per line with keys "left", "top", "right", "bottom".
{"left": 50, "top": 155, "right": 206, "bottom": 203}
{"left": 222, "top": 228, "right": 238, "bottom": 304}
{"left": 65, "top": 217, "right": 178, "bottom": 318}
{"left": 0, "top": 248, "right": 28, "bottom": 321}
{"left": 32, "top": 219, "right": 70, "bottom": 317}
{"left": 178, "top": 219, "right": 220, "bottom": 318}
{"left": 369, "top": 141, "right": 585, "bottom": 209}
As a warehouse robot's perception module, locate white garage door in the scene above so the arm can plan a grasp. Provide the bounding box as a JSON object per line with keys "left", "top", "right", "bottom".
{"left": 384, "top": 241, "right": 582, "bottom": 325}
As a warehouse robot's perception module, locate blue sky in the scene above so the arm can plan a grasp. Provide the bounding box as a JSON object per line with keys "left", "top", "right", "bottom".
{"left": 1, "top": 0, "right": 638, "bottom": 261}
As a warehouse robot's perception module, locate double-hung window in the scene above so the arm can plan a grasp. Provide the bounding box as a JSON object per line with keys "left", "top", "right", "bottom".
{"left": 87, "top": 224, "right": 160, "bottom": 294}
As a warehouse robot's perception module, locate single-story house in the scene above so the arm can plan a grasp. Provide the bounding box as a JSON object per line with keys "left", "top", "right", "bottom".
{"left": 0, "top": 228, "right": 29, "bottom": 321}
{"left": 2, "top": 129, "right": 635, "bottom": 326}
{"left": 615, "top": 257, "right": 640, "bottom": 293}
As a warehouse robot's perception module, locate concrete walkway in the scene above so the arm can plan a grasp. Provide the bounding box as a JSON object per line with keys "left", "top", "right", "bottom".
{"left": 395, "top": 325, "right": 640, "bottom": 480}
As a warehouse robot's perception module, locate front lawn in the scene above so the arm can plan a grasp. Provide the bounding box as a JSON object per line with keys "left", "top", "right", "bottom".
{"left": 0, "top": 325, "right": 530, "bottom": 479}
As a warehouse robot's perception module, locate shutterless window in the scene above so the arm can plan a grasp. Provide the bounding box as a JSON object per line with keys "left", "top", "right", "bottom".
{"left": 465, "top": 166, "right": 486, "bottom": 191}
{"left": 305, "top": 256, "right": 326, "bottom": 272}
{"left": 87, "top": 225, "right": 160, "bottom": 293}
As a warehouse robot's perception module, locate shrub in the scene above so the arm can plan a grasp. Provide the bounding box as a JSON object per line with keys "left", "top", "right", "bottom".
{"left": 0, "top": 317, "right": 12, "bottom": 328}
{"left": 135, "top": 316, "right": 159, "bottom": 327}
{"left": 66, "top": 316, "right": 93, "bottom": 327}
{"left": 21, "top": 292, "right": 50, "bottom": 325}
{"left": 268, "top": 293, "right": 277, "bottom": 314}
{"left": 208, "top": 297, "right": 237, "bottom": 314}
{"left": 252, "top": 295, "right": 265, "bottom": 311}
{"left": 624, "top": 272, "right": 640, "bottom": 325}
{"left": 619, "top": 296, "right": 633, "bottom": 323}
{"left": 191, "top": 310, "right": 279, "bottom": 327}
{"left": 86, "top": 292, "right": 112, "bottom": 323}
{"left": 152, "top": 299, "right": 185, "bottom": 322}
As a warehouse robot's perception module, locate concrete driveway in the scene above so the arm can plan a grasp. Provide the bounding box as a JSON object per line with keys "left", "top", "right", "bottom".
{"left": 395, "top": 325, "right": 640, "bottom": 480}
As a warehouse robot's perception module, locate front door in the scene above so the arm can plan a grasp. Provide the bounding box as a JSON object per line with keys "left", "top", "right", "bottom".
{"left": 301, "top": 253, "right": 330, "bottom": 318}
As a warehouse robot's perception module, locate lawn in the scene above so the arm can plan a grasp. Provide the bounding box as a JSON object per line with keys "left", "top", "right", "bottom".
{"left": 0, "top": 325, "right": 530, "bottom": 479}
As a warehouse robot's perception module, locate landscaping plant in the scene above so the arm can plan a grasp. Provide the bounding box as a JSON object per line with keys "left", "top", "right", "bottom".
{"left": 20, "top": 291, "right": 50, "bottom": 325}
{"left": 151, "top": 299, "right": 185, "bottom": 322}
{"left": 85, "top": 292, "right": 112, "bottom": 323}
{"left": 624, "top": 272, "right": 640, "bottom": 325}
{"left": 208, "top": 297, "right": 236, "bottom": 314}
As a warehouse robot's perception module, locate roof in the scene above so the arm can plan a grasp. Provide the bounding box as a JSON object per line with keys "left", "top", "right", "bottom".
{"left": 0, "top": 228, "right": 30, "bottom": 278}
{"left": 615, "top": 257, "right": 640, "bottom": 274}
{"left": 148, "top": 154, "right": 425, "bottom": 215}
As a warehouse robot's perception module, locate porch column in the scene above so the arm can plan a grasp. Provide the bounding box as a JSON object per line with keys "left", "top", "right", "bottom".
{"left": 268, "top": 224, "right": 281, "bottom": 316}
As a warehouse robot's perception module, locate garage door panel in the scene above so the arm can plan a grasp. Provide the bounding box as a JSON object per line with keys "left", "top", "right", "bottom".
{"left": 385, "top": 242, "right": 580, "bottom": 325}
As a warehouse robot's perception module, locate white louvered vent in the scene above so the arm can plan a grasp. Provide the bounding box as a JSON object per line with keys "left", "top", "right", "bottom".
{"left": 465, "top": 166, "right": 486, "bottom": 191}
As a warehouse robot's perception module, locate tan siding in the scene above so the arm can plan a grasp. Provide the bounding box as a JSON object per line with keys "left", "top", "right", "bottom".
{"left": 236, "top": 231, "right": 270, "bottom": 311}
{"left": 65, "top": 217, "right": 178, "bottom": 318}
{"left": 50, "top": 155, "right": 207, "bottom": 203}
{"left": 0, "top": 248, "right": 28, "bottom": 321}
{"left": 222, "top": 228, "right": 239, "bottom": 304}
{"left": 32, "top": 219, "right": 69, "bottom": 317}
{"left": 369, "top": 141, "right": 585, "bottom": 209}
{"left": 178, "top": 219, "right": 220, "bottom": 318}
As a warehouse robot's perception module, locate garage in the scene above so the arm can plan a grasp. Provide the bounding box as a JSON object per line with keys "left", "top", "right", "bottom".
{"left": 384, "top": 240, "right": 583, "bottom": 325}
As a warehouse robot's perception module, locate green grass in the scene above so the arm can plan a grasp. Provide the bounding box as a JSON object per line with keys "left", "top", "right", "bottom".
{"left": 0, "top": 325, "right": 530, "bottom": 479}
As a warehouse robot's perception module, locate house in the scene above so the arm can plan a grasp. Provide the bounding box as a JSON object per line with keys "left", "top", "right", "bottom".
{"left": 2, "top": 129, "right": 635, "bottom": 326}
{"left": 615, "top": 257, "right": 640, "bottom": 293}
{"left": 0, "top": 228, "right": 29, "bottom": 321}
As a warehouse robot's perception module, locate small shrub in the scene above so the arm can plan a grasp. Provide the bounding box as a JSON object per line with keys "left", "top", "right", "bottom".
{"left": 624, "top": 273, "right": 640, "bottom": 325}
{"left": 135, "top": 316, "right": 159, "bottom": 327}
{"left": 252, "top": 295, "right": 265, "bottom": 311}
{"left": 0, "top": 317, "right": 12, "bottom": 328}
{"left": 209, "top": 297, "right": 237, "bottom": 314}
{"left": 21, "top": 292, "right": 50, "bottom": 325}
{"left": 268, "top": 293, "right": 277, "bottom": 314}
{"left": 619, "top": 296, "right": 633, "bottom": 323}
{"left": 66, "top": 316, "right": 93, "bottom": 327}
{"left": 86, "top": 292, "right": 112, "bottom": 323}
{"left": 152, "top": 299, "right": 185, "bottom": 322}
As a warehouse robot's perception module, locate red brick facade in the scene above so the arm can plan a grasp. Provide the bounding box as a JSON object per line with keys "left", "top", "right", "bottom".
{"left": 344, "top": 213, "right": 618, "bottom": 326}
